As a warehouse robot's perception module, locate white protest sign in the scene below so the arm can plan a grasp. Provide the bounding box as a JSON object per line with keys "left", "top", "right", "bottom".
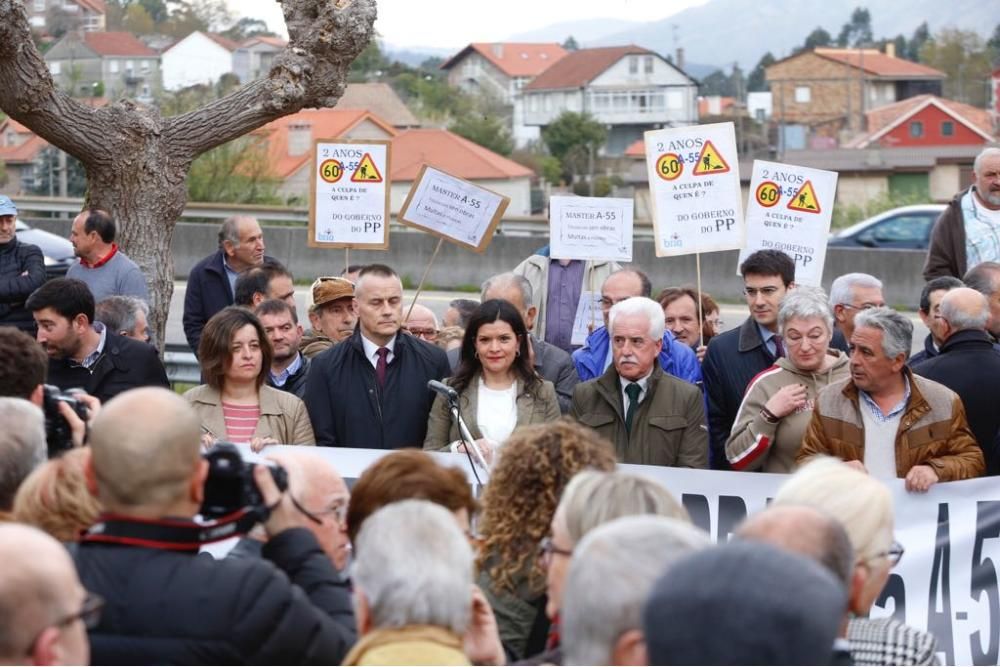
{"left": 309, "top": 139, "right": 390, "bottom": 249}
{"left": 549, "top": 196, "right": 634, "bottom": 262}
{"left": 571, "top": 291, "right": 602, "bottom": 346}
{"left": 398, "top": 165, "right": 509, "bottom": 253}
{"left": 644, "top": 122, "right": 744, "bottom": 257}
{"left": 737, "top": 160, "right": 839, "bottom": 286}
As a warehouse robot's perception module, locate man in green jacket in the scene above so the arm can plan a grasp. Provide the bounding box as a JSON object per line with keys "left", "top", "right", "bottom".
{"left": 570, "top": 296, "right": 708, "bottom": 467}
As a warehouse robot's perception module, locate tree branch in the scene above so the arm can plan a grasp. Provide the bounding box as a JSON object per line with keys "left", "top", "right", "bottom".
{"left": 0, "top": 0, "right": 115, "bottom": 164}
{"left": 164, "top": 0, "right": 376, "bottom": 160}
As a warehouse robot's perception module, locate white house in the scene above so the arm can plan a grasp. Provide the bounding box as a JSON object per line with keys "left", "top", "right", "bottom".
{"left": 520, "top": 45, "right": 698, "bottom": 155}
{"left": 233, "top": 36, "right": 287, "bottom": 84}
{"left": 161, "top": 31, "right": 237, "bottom": 91}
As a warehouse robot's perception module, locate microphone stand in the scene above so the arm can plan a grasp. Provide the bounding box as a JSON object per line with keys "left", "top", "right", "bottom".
{"left": 447, "top": 394, "right": 490, "bottom": 479}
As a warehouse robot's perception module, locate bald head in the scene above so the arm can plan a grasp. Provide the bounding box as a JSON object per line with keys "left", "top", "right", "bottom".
{"left": 0, "top": 524, "right": 89, "bottom": 664}
{"left": 737, "top": 505, "right": 854, "bottom": 587}
{"left": 267, "top": 450, "right": 351, "bottom": 569}
{"left": 404, "top": 304, "right": 437, "bottom": 330}
{"left": 89, "top": 387, "right": 202, "bottom": 511}
{"left": 939, "top": 287, "right": 990, "bottom": 337}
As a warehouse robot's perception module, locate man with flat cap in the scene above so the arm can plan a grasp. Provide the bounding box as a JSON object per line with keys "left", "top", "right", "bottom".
{"left": 301, "top": 276, "right": 357, "bottom": 359}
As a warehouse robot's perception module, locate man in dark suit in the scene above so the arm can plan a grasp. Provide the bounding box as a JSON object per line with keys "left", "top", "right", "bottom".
{"left": 478, "top": 272, "right": 579, "bottom": 413}
{"left": 182, "top": 216, "right": 266, "bottom": 355}
{"left": 913, "top": 287, "right": 1000, "bottom": 474}
{"left": 305, "top": 264, "right": 451, "bottom": 448}
{"left": 702, "top": 249, "right": 795, "bottom": 469}
{"left": 27, "top": 278, "right": 168, "bottom": 404}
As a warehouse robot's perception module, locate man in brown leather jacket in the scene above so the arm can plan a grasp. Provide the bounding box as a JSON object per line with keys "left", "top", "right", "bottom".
{"left": 570, "top": 296, "right": 707, "bottom": 467}
{"left": 798, "top": 307, "right": 984, "bottom": 491}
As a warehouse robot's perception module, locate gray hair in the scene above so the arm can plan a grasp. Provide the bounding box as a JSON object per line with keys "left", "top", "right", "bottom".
{"left": 974, "top": 147, "right": 1000, "bottom": 174}
{"left": 609, "top": 296, "right": 665, "bottom": 341}
{"left": 963, "top": 262, "right": 1000, "bottom": 298}
{"left": 777, "top": 286, "right": 834, "bottom": 334}
{"left": 217, "top": 215, "right": 255, "bottom": 248}
{"left": 352, "top": 500, "right": 472, "bottom": 635}
{"left": 0, "top": 399, "right": 46, "bottom": 511}
{"left": 562, "top": 516, "right": 710, "bottom": 666}
{"left": 481, "top": 272, "right": 534, "bottom": 308}
{"left": 939, "top": 289, "right": 990, "bottom": 332}
{"left": 96, "top": 295, "right": 149, "bottom": 333}
{"left": 557, "top": 470, "right": 688, "bottom": 546}
{"left": 853, "top": 307, "right": 913, "bottom": 359}
{"left": 829, "top": 273, "right": 882, "bottom": 307}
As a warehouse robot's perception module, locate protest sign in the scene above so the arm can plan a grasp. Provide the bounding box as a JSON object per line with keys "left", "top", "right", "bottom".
{"left": 398, "top": 165, "right": 509, "bottom": 253}
{"left": 738, "top": 160, "right": 838, "bottom": 286}
{"left": 644, "top": 122, "right": 744, "bottom": 257}
{"left": 246, "top": 444, "right": 1000, "bottom": 665}
{"left": 309, "top": 139, "right": 390, "bottom": 249}
{"left": 549, "top": 196, "right": 634, "bottom": 263}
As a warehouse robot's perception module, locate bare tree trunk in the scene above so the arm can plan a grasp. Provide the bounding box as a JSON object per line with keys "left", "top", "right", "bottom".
{"left": 0, "top": 0, "right": 377, "bottom": 348}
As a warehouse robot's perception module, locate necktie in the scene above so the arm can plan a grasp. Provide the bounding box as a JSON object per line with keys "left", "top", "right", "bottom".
{"left": 375, "top": 347, "right": 389, "bottom": 388}
{"left": 773, "top": 335, "right": 785, "bottom": 359}
{"left": 624, "top": 382, "right": 642, "bottom": 434}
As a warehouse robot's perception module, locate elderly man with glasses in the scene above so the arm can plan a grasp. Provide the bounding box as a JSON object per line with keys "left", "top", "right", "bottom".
{"left": 830, "top": 273, "right": 885, "bottom": 351}
{"left": 0, "top": 523, "right": 95, "bottom": 665}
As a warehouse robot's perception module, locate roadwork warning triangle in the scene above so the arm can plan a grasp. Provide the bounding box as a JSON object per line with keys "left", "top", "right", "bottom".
{"left": 787, "top": 180, "right": 821, "bottom": 213}
{"left": 351, "top": 153, "right": 383, "bottom": 183}
{"left": 692, "top": 140, "right": 730, "bottom": 175}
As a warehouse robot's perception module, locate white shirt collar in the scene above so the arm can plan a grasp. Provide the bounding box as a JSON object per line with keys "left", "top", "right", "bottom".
{"left": 361, "top": 333, "right": 397, "bottom": 366}
{"left": 619, "top": 369, "right": 653, "bottom": 409}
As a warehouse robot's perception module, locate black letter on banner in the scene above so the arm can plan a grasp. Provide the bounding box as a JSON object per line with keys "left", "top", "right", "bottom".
{"left": 681, "top": 494, "right": 711, "bottom": 534}
{"left": 716, "top": 496, "right": 748, "bottom": 542}
{"left": 970, "top": 501, "right": 1000, "bottom": 664}
{"left": 928, "top": 503, "right": 955, "bottom": 665}
{"left": 873, "top": 574, "right": 906, "bottom": 622}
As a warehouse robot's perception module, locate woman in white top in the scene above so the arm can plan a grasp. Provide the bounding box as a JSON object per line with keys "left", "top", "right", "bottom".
{"left": 424, "top": 299, "right": 560, "bottom": 461}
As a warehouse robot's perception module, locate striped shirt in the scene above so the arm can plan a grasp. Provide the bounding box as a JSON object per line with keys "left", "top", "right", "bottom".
{"left": 222, "top": 402, "right": 260, "bottom": 443}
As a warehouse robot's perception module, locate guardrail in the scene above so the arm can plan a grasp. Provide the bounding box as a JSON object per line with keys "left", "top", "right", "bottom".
{"left": 13, "top": 195, "right": 658, "bottom": 237}
{"left": 164, "top": 343, "right": 199, "bottom": 386}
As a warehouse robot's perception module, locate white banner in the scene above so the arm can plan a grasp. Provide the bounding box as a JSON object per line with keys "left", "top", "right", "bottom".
{"left": 247, "top": 446, "right": 1000, "bottom": 665}
{"left": 738, "top": 160, "right": 838, "bottom": 286}
{"left": 644, "top": 122, "right": 744, "bottom": 257}
{"left": 549, "top": 196, "right": 634, "bottom": 263}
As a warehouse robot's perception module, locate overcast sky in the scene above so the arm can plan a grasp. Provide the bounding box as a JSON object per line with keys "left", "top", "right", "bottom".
{"left": 227, "top": 0, "right": 707, "bottom": 48}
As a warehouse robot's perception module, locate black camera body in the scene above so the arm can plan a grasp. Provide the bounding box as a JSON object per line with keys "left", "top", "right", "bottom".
{"left": 41, "top": 384, "right": 88, "bottom": 457}
{"left": 201, "top": 443, "right": 288, "bottom": 520}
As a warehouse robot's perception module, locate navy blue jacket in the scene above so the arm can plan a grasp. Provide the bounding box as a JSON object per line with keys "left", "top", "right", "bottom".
{"left": 305, "top": 329, "right": 452, "bottom": 448}
{"left": 183, "top": 250, "right": 231, "bottom": 355}
{"left": 701, "top": 317, "right": 778, "bottom": 470}
{"left": 0, "top": 238, "right": 45, "bottom": 332}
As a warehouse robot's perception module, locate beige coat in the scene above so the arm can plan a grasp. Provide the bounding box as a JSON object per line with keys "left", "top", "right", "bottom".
{"left": 423, "top": 376, "right": 561, "bottom": 450}
{"left": 183, "top": 384, "right": 315, "bottom": 445}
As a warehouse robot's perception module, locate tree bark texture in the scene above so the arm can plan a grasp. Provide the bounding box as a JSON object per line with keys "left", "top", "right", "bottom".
{"left": 0, "top": 0, "right": 377, "bottom": 347}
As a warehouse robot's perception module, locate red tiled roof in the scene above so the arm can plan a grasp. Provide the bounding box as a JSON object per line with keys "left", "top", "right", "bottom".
{"left": 623, "top": 139, "right": 645, "bottom": 158}
{"left": 389, "top": 128, "right": 533, "bottom": 181}
{"left": 0, "top": 133, "right": 48, "bottom": 164}
{"left": 847, "top": 94, "right": 996, "bottom": 148}
{"left": 524, "top": 45, "right": 658, "bottom": 91}
{"left": 257, "top": 109, "right": 398, "bottom": 179}
{"left": 240, "top": 36, "right": 287, "bottom": 49}
{"left": 75, "top": 0, "right": 106, "bottom": 13}
{"left": 814, "top": 48, "right": 944, "bottom": 79}
{"left": 441, "top": 43, "right": 567, "bottom": 78}
{"left": 83, "top": 31, "right": 156, "bottom": 56}
{"left": 205, "top": 32, "right": 239, "bottom": 52}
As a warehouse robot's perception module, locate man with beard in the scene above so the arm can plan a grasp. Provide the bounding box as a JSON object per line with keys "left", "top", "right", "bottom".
{"left": 925, "top": 147, "right": 1000, "bottom": 280}
{"left": 255, "top": 299, "right": 310, "bottom": 399}
{"left": 26, "top": 278, "right": 168, "bottom": 403}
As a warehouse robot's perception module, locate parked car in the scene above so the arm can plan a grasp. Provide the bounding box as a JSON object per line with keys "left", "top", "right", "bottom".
{"left": 828, "top": 204, "right": 946, "bottom": 250}
{"left": 15, "top": 219, "right": 75, "bottom": 278}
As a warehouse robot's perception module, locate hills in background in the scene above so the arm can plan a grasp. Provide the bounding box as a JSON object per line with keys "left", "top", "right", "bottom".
{"left": 385, "top": 0, "right": 997, "bottom": 75}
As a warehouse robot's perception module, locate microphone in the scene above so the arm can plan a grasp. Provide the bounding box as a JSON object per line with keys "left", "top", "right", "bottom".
{"left": 427, "top": 379, "right": 458, "bottom": 400}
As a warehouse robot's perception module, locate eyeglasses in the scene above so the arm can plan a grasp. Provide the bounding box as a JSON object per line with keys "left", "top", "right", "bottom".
{"left": 538, "top": 536, "right": 573, "bottom": 566}
{"left": 742, "top": 286, "right": 781, "bottom": 298}
{"left": 406, "top": 327, "right": 438, "bottom": 339}
{"left": 25, "top": 592, "right": 105, "bottom": 656}
{"left": 867, "top": 541, "right": 905, "bottom": 568}
{"left": 309, "top": 499, "right": 349, "bottom": 526}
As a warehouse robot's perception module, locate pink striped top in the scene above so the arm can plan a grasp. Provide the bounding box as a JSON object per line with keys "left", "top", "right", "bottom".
{"left": 222, "top": 402, "right": 260, "bottom": 443}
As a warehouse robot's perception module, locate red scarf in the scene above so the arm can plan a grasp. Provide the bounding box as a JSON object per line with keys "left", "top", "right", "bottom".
{"left": 80, "top": 244, "right": 118, "bottom": 268}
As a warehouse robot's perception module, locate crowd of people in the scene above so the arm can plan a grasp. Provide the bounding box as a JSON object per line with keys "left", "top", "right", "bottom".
{"left": 0, "top": 147, "right": 998, "bottom": 664}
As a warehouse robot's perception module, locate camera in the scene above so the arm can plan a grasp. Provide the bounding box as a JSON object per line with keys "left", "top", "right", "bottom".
{"left": 41, "top": 384, "right": 88, "bottom": 458}
{"left": 201, "top": 443, "right": 288, "bottom": 520}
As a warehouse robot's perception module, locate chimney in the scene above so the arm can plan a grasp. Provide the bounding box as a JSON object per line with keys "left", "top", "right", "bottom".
{"left": 885, "top": 42, "right": 896, "bottom": 58}
{"left": 287, "top": 122, "right": 312, "bottom": 157}
{"left": 675, "top": 47, "right": 685, "bottom": 72}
